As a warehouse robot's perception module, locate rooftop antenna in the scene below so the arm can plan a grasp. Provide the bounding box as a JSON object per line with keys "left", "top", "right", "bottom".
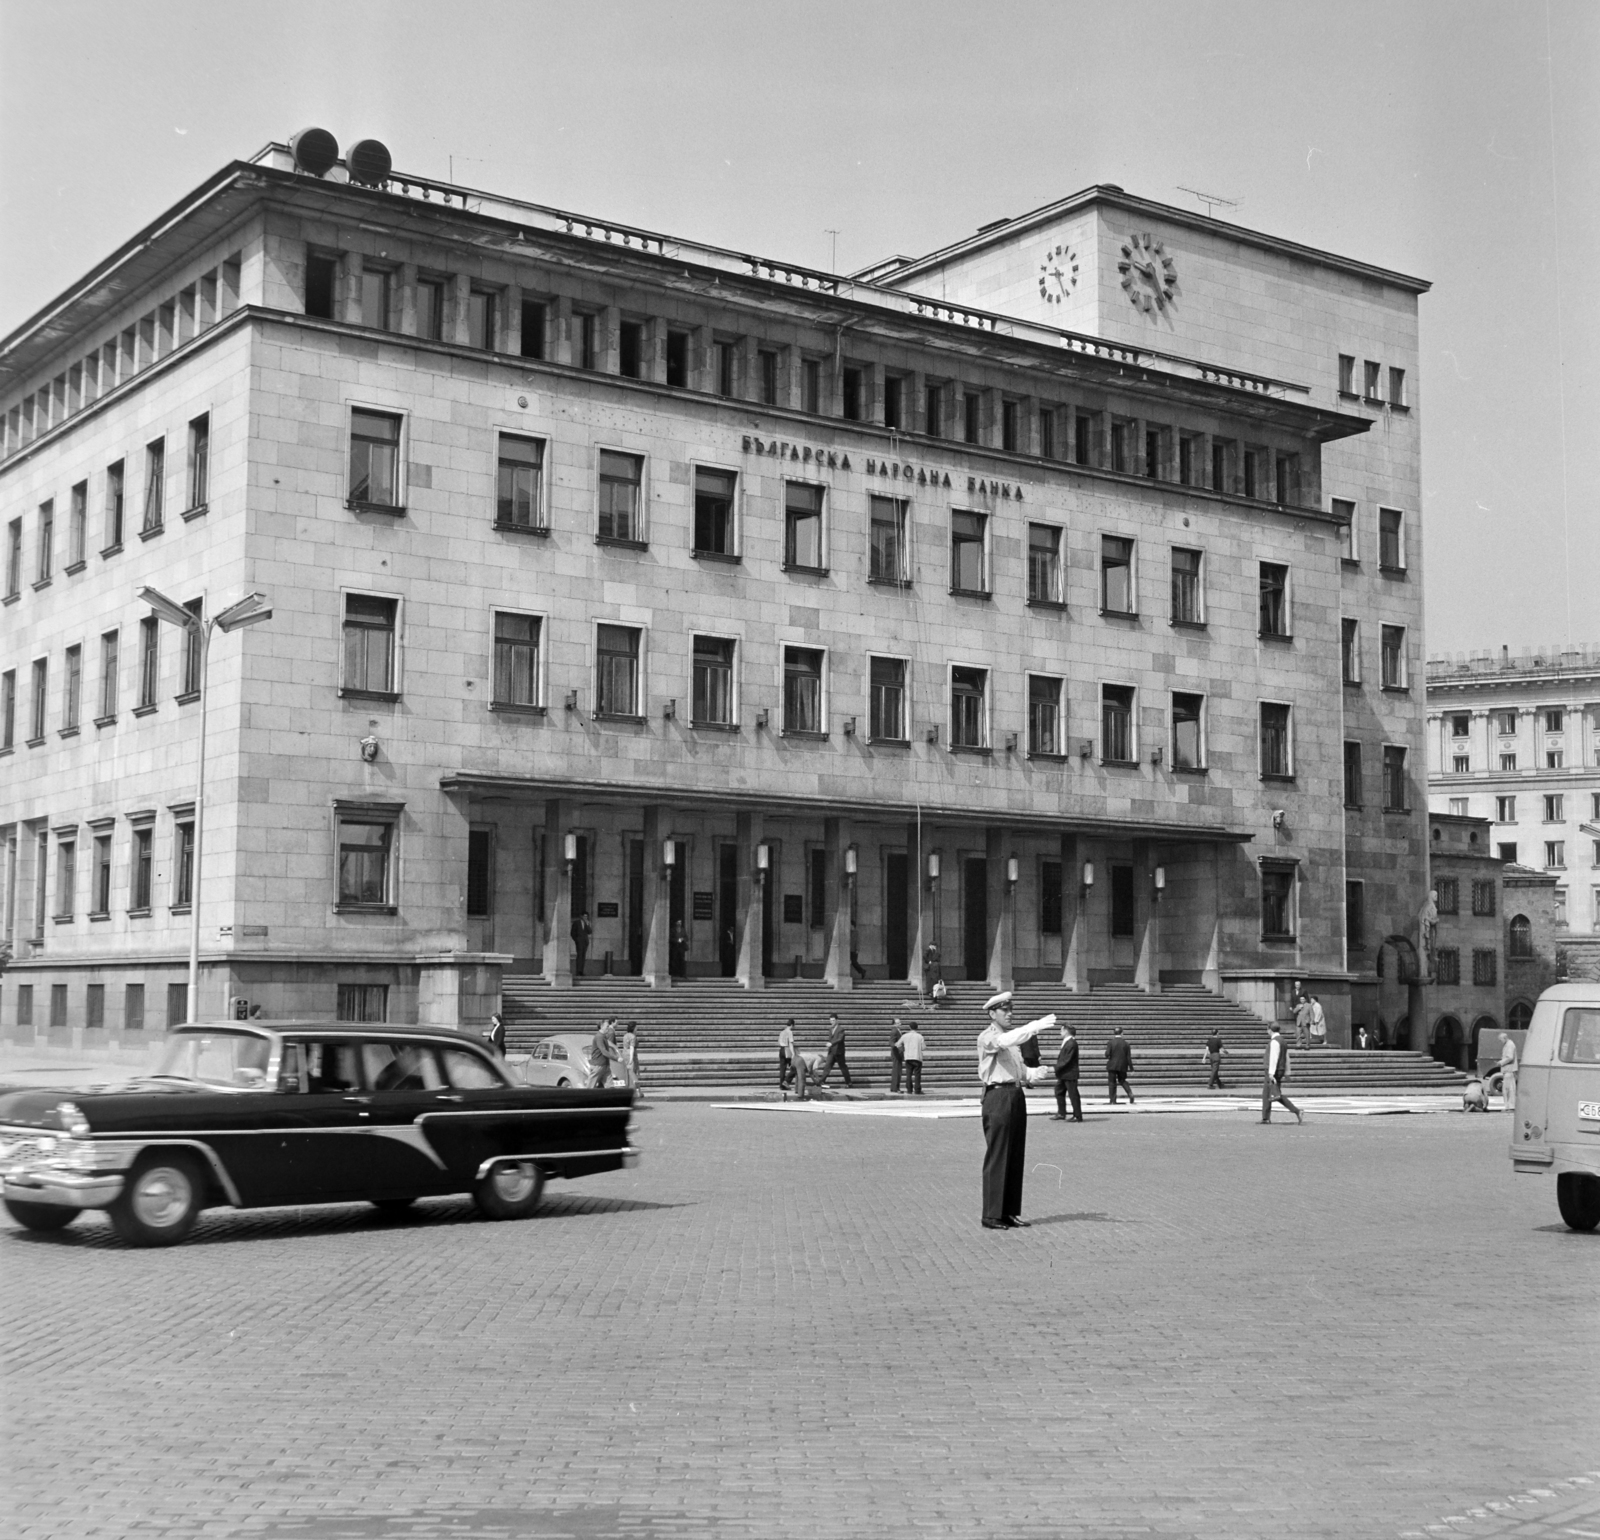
{"left": 825, "top": 229, "right": 840, "bottom": 273}
{"left": 1177, "top": 186, "right": 1240, "bottom": 218}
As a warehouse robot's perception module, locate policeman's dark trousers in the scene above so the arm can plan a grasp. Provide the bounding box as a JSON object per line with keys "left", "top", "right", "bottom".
{"left": 1207, "top": 1058, "right": 1224, "bottom": 1088}
{"left": 889, "top": 1049, "right": 903, "bottom": 1093}
{"left": 981, "top": 1082, "right": 1028, "bottom": 1223}
{"left": 1261, "top": 1076, "right": 1300, "bottom": 1121}
{"left": 1108, "top": 1071, "right": 1134, "bottom": 1103}
{"left": 904, "top": 1060, "right": 923, "bottom": 1095}
{"left": 818, "top": 1043, "right": 851, "bottom": 1086}
{"left": 1054, "top": 1074, "right": 1081, "bottom": 1119}
{"left": 778, "top": 1052, "right": 796, "bottom": 1089}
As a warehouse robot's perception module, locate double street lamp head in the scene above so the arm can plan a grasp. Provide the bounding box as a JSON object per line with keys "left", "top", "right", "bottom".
{"left": 138, "top": 586, "right": 274, "bottom": 634}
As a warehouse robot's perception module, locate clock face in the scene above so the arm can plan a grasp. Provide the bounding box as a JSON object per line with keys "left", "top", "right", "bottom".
{"left": 1037, "top": 242, "right": 1079, "bottom": 304}
{"left": 1118, "top": 232, "right": 1178, "bottom": 314}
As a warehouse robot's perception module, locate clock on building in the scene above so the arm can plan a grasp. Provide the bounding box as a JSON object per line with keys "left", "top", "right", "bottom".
{"left": 1118, "top": 233, "right": 1178, "bottom": 314}
{"left": 1037, "top": 242, "right": 1079, "bottom": 304}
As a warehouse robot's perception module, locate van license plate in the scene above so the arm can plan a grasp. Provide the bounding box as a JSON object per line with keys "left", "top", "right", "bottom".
{"left": 1579, "top": 1102, "right": 1600, "bottom": 1121}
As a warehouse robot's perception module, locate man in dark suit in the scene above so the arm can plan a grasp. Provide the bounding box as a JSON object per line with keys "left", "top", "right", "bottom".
{"left": 1105, "top": 1024, "right": 1135, "bottom": 1104}
{"left": 1051, "top": 1021, "right": 1082, "bottom": 1121}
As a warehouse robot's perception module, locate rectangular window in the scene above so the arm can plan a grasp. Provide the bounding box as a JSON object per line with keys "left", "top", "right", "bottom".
{"left": 1546, "top": 841, "right": 1566, "bottom": 869}
{"left": 950, "top": 666, "right": 988, "bottom": 749}
{"left": 1338, "top": 354, "right": 1356, "bottom": 395}
{"left": 16, "top": 986, "right": 32, "bottom": 1028}
{"left": 1261, "top": 864, "right": 1296, "bottom": 939}
{"left": 1453, "top": 756, "right": 1470, "bottom": 775}
{"left": 573, "top": 312, "right": 597, "bottom": 370}
{"left": 304, "top": 252, "right": 337, "bottom": 319}
{"left": 869, "top": 496, "right": 907, "bottom": 583}
{"left": 180, "top": 598, "right": 202, "bottom": 697}
{"left": 1379, "top": 507, "right": 1405, "bottom": 570}
{"left": 30, "top": 658, "right": 47, "bottom": 740}
{"left": 1102, "top": 536, "right": 1135, "bottom": 614}
{"left": 142, "top": 439, "right": 164, "bottom": 532}
{"left": 469, "top": 289, "right": 499, "bottom": 351}
{"left": 1449, "top": 713, "right": 1470, "bottom": 737}
{"left": 1436, "top": 947, "right": 1461, "bottom": 985}
{"left": 1499, "top": 842, "right": 1517, "bottom": 863}
{"left": 1173, "top": 546, "right": 1206, "bottom": 623}
{"left": 63, "top": 644, "right": 82, "bottom": 729}
{"left": 1275, "top": 454, "right": 1299, "bottom": 505}
{"left": 1259, "top": 563, "right": 1289, "bottom": 637}
{"left": 1383, "top": 745, "right": 1408, "bottom": 811}
{"left": 416, "top": 278, "right": 444, "bottom": 341}
{"left": 37, "top": 501, "right": 53, "bottom": 581}
{"left": 1242, "top": 449, "right": 1260, "bottom": 499}
{"left": 951, "top": 511, "right": 987, "bottom": 594}
{"left": 1342, "top": 619, "right": 1360, "bottom": 684}
{"left": 802, "top": 359, "right": 821, "bottom": 414}
{"left": 1471, "top": 879, "right": 1497, "bottom": 917}
{"left": 337, "top": 984, "right": 389, "bottom": 1023}
{"left": 784, "top": 483, "right": 824, "bottom": 570}
{"left": 137, "top": 616, "right": 159, "bottom": 708}
{"left": 1260, "top": 702, "right": 1292, "bottom": 778}
{"left": 1101, "top": 684, "right": 1135, "bottom": 763}
{"left": 1547, "top": 747, "right": 1565, "bottom": 770}
{"left": 842, "top": 366, "right": 864, "bottom": 421}
{"left": 1380, "top": 625, "right": 1407, "bottom": 688}
{"left": 882, "top": 373, "right": 901, "bottom": 428}
{"left": 1364, "top": 360, "right": 1382, "bottom": 400}
{"left": 1346, "top": 880, "right": 1366, "bottom": 949}
{"left": 93, "top": 834, "right": 111, "bottom": 913}
{"left": 1496, "top": 795, "right": 1516, "bottom": 822}
{"left": 1074, "top": 413, "right": 1095, "bottom": 466}
{"left": 174, "top": 821, "right": 194, "bottom": 907}
{"left": 1172, "top": 692, "right": 1204, "bottom": 770}
{"left": 8, "top": 517, "right": 22, "bottom": 597}
{"left": 55, "top": 838, "right": 75, "bottom": 918}
{"left": 1211, "top": 439, "right": 1230, "bottom": 492}
{"left": 1178, "top": 435, "right": 1194, "bottom": 485}
{"left": 1473, "top": 949, "right": 1498, "bottom": 987}
{"left": 923, "top": 383, "right": 944, "bottom": 437}
{"left": 1544, "top": 708, "right": 1564, "bottom": 732}
{"left": 757, "top": 350, "right": 780, "bottom": 407}
{"left": 342, "top": 595, "right": 398, "bottom": 695}
{"left": 692, "top": 636, "right": 735, "bottom": 726}
{"left": 1144, "top": 427, "right": 1163, "bottom": 478}
{"left": 868, "top": 655, "right": 906, "bottom": 742}
{"left": 105, "top": 460, "right": 125, "bottom": 550}
{"left": 1111, "top": 422, "right": 1129, "bottom": 473}
{"left": 618, "top": 321, "right": 643, "bottom": 379}
{"left": 1449, "top": 796, "right": 1469, "bottom": 814}
{"left": 1039, "top": 409, "right": 1055, "bottom": 460}
{"left": 338, "top": 819, "right": 393, "bottom": 907}
{"left": 131, "top": 826, "right": 153, "bottom": 910}
{"left": 693, "top": 468, "right": 736, "bottom": 555}
{"left": 492, "top": 612, "right": 541, "bottom": 708}
{"left": 783, "top": 647, "right": 824, "bottom": 734}
{"left": 664, "top": 329, "right": 688, "bottom": 387}
{"left": 1496, "top": 709, "right": 1518, "bottom": 735}
{"left": 181, "top": 414, "right": 208, "bottom": 514}
{"left": 597, "top": 451, "right": 643, "bottom": 541}
{"left": 69, "top": 481, "right": 87, "bottom": 566}
{"left": 521, "top": 299, "right": 547, "bottom": 360}
{"left": 466, "top": 828, "right": 493, "bottom": 918}
{"left": 1028, "top": 675, "right": 1062, "bottom": 756}
{"left": 1500, "top": 752, "right": 1518, "bottom": 771}
{"left": 86, "top": 983, "right": 104, "bottom": 1033}
{"left": 125, "top": 983, "right": 144, "bottom": 1032}
{"left": 1436, "top": 877, "right": 1459, "bottom": 915}
{"left": 596, "top": 624, "right": 641, "bottom": 717}
{"left": 1027, "top": 524, "right": 1062, "bottom": 603}
{"left": 2, "top": 669, "right": 14, "bottom": 749}
{"left": 1389, "top": 366, "right": 1406, "bottom": 407}
{"left": 349, "top": 410, "right": 401, "bottom": 508}
{"left": 1593, "top": 793, "right": 1600, "bottom": 819}
{"left": 963, "top": 392, "right": 980, "bottom": 444}
{"left": 1333, "top": 497, "right": 1357, "bottom": 561}
{"left": 1002, "top": 400, "right": 1019, "bottom": 452}
{"left": 357, "top": 266, "right": 390, "bottom": 330}
{"left": 707, "top": 341, "right": 732, "bottom": 397}
{"left": 496, "top": 435, "right": 546, "bottom": 530}
{"left": 1543, "top": 793, "right": 1563, "bottom": 822}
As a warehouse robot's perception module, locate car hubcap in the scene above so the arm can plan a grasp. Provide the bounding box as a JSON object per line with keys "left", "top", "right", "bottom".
{"left": 133, "top": 1166, "right": 192, "bottom": 1228}
{"left": 491, "top": 1163, "right": 536, "bottom": 1203}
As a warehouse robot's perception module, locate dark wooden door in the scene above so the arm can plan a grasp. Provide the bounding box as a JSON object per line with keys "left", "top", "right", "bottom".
{"left": 1110, "top": 864, "right": 1136, "bottom": 937}
{"left": 626, "top": 839, "right": 644, "bottom": 975}
{"left": 884, "top": 851, "right": 909, "bottom": 978}
{"left": 963, "top": 856, "right": 988, "bottom": 980}
{"left": 669, "top": 841, "right": 688, "bottom": 976}
{"left": 718, "top": 844, "right": 738, "bottom": 976}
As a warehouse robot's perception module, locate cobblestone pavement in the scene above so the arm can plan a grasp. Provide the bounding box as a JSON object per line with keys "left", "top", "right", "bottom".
{"left": 3, "top": 1105, "right": 1596, "bottom": 1540}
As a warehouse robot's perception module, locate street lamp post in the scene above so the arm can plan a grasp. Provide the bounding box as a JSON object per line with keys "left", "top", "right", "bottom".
{"left": 138, "top": 587, "right": 273, "bottom": 1020}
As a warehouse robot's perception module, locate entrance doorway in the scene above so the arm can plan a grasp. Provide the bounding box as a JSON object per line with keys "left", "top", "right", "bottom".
{"left": 626, "top": 839, "right": 645, "bottom": 975}
{"left": 1431, "top": 1014, "right": 1464, "bottom": 1069}
{"left": 1109, "top": 864, "right": 1135, "bottom": 968}
{"left": 761, "top": 841, "right": 778, "bottom": 977}
{"left": 718, "top": 844, "right": 738, "bottom": 976}
{"left": 963, "top": 856, "right": 988, "bottom": 980}
{"left": 884, "top": 851, "right": 909, "bottom": 979}
{"left": 668, "top": 841, "right": 687, "bottom": 976}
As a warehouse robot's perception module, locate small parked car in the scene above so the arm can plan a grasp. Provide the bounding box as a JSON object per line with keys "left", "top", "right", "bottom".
{"left": 1509, "top": 983, "right": 1600, "bottom": 1231}
{"left": 520, "top": 1033, "right": 597, "bottom": 1087}
{"left": 0, "top": 1022, "right": 637, "bottom": 1246}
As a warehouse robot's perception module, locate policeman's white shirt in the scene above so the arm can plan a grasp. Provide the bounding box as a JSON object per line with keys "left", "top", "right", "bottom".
{"left": 778, "top": 1025, "right": 796, "bottom": 1057}
{"left": 977, "top": 1015, "right": 1055, "bottom": 1086}
{"left": 1266, "top": 1034, "right": 1286, "bottom": 1079}
{"left": 897, "top": 1028, "right": 925, "bottom": 1062}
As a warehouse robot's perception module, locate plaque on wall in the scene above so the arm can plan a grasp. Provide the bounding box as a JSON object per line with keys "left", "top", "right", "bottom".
{"left": 783, "top": 894, "right": 804, "bottom": 924}
{"left": 693, "top": 890, "right": 715, "bottom": 920}
{"left": 596, "top": 902, "right": 620, "bottom": 919}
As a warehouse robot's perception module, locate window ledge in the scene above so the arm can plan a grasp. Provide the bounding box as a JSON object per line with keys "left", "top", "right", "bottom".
{"left": 1100, "top": 757, "right": 1137, "bottom": 768}
{"left": 1028, "top": 751, "right": 1069, "bottom": 763}
{"left": 1343, "top": 678, "right": 1362, "bottom": 689}
{"left": 690, "top": 721, "right": 741, "bottom": 733}
{"left": 175, "top": 690, "right": 200, "bottom": 706}
{"left": 58, "top": 726, "right": 80, "bottom": 739}
{"left": 180, "top": 503, "right": 208, "bottom": 523}
{"left": 100, "top": 543, "right": 124, "bottom": 559}
{"left": 1343, "top": 803, "right": 1363, "bottom": 812}
{"left": 1362, "top": 395, "right": 1385, "bottom": 406}
{"left": 333, "top": 904, "right": 399, "bottom": 915}
{"left": 32, "top": 577, "right": 52, "bottom": 591}
{"left": 1026, "top": 597, "right": 1067, "bottom": 611}
{"left": 339, "top": 688, "right": 401, "bottom": 703}
{"left": 782, "top": 564, "right": 829, "bottom": 578}
{"left": 868, "top": 736, "right": 910, "bottom": 749}
{"left": 25, "top": 736, "right": 45, "bottom": 748}
{"left": 1338, "top": 389, "right": 1360, "bottom": 401}
{"left": 1378, "top": 565, "right": 1408, "bottom": 578}
{"left": 1381, "top": 685, "right": 1411, "bottom": 695}
{"left": 132, "top": 703, "right": 159, "bottom": 717}
{"left": 0, "top": 746, "right": 11, "bottom": 758}
{"left": 1173, "top": 764, "right": 1209, "bottom": 776}
{"left": 780, "top": 729, "right": 829, "bottom": 741}
{"left": 1260, "top": 934, "right": 1297, "bottom": 945}
{"left": 1261, "top": 773, "right": 1297, "bottom": 784}
{"left": 346, "top": 501, "right": 406, "bottom": 517}
{"left": 594, "top": 712, "right": 646, "bottom": 725}
{"left": 2, "top": 593, "right": 18, "bottom": 606}
{"left": 65, "top": 560, "right": 87, "bottom": 576}
{"left": 1170, "top": 619, "right": 1207, "bottom": 632}
{"left": 949, "top": 587, "right": 992, "bottom": 601}
{"left": 1259, "top": 632, "right": 1294, "bottom": 643}
{"left": 692, "top": 549, "right": 742, "bottom": 565}
{"left": 948, "top": 743, "right": 993, "bottom": 756}
{"left": 488, "top": 702, "right": 547, "bottom": 716}
{"left": 868, "top": 575, "right": 913, "bottom": 589}
{"left": 170, "top": 904, "right": 191, "bottom": 917}
{"left": 52, "top": 914, "right": 75, "bottom": 925}
{"left": 1389, "top": 403, "right": 1410, "bottom": 415}
{"left": 493, "top": 521, "right": 550, "bottom": 537}
{"left": 1099, "top": 608, "right": 1139, "bottom": 621}
{"left": 138, "top": 524, "right": 164, "bottom": 541}
{"left": 595, "top": 535, "right": 649, "bottom": 552}
{"left": 1383, "top": 806, "right": 1412, "bottom": 816}
{"left": 88, "top": 911, "right": 110, "bottom": 922}
{"left": 1341, "top": 557, "right": 1361, "bottom": 568}
{"left": 127, "top": 908, "right": 151, "bottom": 919}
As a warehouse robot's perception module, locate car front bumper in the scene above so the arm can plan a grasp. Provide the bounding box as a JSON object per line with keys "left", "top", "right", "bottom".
{"left": 3, "top": 1168, "right": 125, "bottom": 1209}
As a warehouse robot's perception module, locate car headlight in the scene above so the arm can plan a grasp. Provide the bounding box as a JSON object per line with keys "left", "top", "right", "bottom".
{"left": 56, "top": 1102, "right": 91, "bottom": 1137}
{"left": 38, "top": 1137, "right": 100, "bottom": 1171}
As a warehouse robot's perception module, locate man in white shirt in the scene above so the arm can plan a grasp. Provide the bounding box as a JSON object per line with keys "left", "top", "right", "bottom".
{"left": 1260, "top": 1025, "right": 1303, "bottom": 1125}
{"left": 777, "top": 1017, "right": 806, "bottom": 1100}
{"left": 976, "top": 992, "right": 1054, "bottom": 1229}
{"left": 897, "top": 1021, "right": 926, "bottom": 1096}
{"left": 1308, "top": 994, "right": 1327, "bottom": 1048}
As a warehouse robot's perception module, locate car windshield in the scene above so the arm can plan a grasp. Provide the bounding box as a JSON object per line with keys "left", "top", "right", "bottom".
{"left": 154, "top": 1031, "right": 273, "bottom": 1089}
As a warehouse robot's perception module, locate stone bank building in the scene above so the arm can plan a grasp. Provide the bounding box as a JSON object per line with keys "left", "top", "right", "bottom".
{"left": 0, "top": 137, "right": 1430, "bottom": 1045}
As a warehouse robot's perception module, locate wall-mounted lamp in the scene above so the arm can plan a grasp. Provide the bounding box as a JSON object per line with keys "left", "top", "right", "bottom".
{"left": 1153, "top": 865, "right": 1166, "bottom": 902}
{"left": 1150, "top": 746, "right": 1163, "bottom": 767}
{"left": 663, "top": 698, "right": 676, "bottom": 721}
{"left": 359, "top": 733, "right": 380, "bottom": 763}
{"left": 1006, "top": 855, "right": 1019, "bottom": 885}
{"left": 1081, "top": 860, "right": 1095, "bottom": 890}
{"left": 565, "top": 690, "right": 579, "bottom": 713}
{"left": 563, "top": 832, "right": 578, "bottom": 868}
{"left": 756, "top": 708, "right": 769, "bottom": 730}
{"left": 1271, "top": 809, "right": 1287, "bottom": 832}
{"left": 663, "top": 839, "right": 677, "bottom": 868}
{"left": 1005, "top": 732, "right": 1018, "bottom": 754}
{"left": 755, "top": 843, "right": 770, "bottom": 874}
{"left": 926, "top": 725, "right": 940, "bottom": 745}
{"left": 1079, "top": 739, "right": 1093, "bottom": 760}
{"left": 843, "top": 716, "right": 856, "bottom": 737}
{"left": 927, "top": 851, "right": 941, "bottom": 882}
{"left": 844, "top": 845, "right": 858, "bottom": 877}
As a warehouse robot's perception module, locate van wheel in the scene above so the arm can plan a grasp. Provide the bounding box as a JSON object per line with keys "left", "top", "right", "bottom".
{"left": 1556, "top": 1173, "right": 1600, "bottom": 1232}
{"left": 3, "top": 1198, "right": 77, "bottom": 1232}
{"left": 109, "top": 1153, "right": 205, "bottom": 1246}
{"left": 473, "top": 1160, "right": 545, "bottom": 1220}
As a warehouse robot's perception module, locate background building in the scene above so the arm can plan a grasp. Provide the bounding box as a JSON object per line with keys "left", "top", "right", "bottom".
{"left": 1, "top": 135, "right": 1429, "bottom": 1047}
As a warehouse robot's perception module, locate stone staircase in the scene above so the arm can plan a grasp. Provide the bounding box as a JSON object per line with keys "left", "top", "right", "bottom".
{"left": 501, "top": 976, "right": 1466, "bottom": 1096}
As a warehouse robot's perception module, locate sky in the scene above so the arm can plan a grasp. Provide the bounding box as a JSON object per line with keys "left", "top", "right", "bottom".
{"left": 1, "top": 0, "right": 1595, "bottom": 656}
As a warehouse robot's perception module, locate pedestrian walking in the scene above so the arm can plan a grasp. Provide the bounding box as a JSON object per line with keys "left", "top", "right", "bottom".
{"left": 484, "top": 1013, "right": 506, "bottom": 1055}
{"left": 1489, "top": 1031, "right": 1518, "bottom": 1112}
{"left": 1105, "top": 1025, "right": 1135, "bottom": 1104}
{"left": 898, "top": 1020, "right": 926, "bottom": 1096}
{"left": 571, "top": 911, "right": 593, "bottom": 980}
{"left": 1202, "top": 1030, "right": 1229, "bottom": 1089}
{"left": 1308, "top": 993, "right": 1327, "bottom": 1048}
{"left": 850, "top": 923, "right": 867, "bottom": 981}
{"left": 624, "top": 1022, "right": 642, "bottom": 1098}
{"left": 1260, "top": 1024, "right": 1303, "bottom": 1124}
{"left": 888, "top": 1015, "right": 906, "bottom": 1094}
{"left": 816, "top": 1013, "right": 852, "bottom": 1088}
{"left": 778, "top": 1017, "right": 806, "bottom": 1098}
{"left": 1052, "top": 1021, "right": 1082, "bottom": 1121}
{"left": 1292, "top": 985, "right": 1313, "bottom": 1051}
{"left": 616, "top": 1020, "right": 638, "bottom": 1089}
{"left": 977, "top": 992, "right": 1053, "bottom": 1229}
{"left": 589, "top": 1016, "right": 620, "bottom": 1088}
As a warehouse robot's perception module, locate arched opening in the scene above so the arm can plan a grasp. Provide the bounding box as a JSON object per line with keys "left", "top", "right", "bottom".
{"left": 1431, "top": 1014, "right": 1464, "bottom": 1069}
{"left": 1377, "top": 935, "right": 1419, "bottom": 1048}
{"left": 1470, "top": 1015, "right": 1501, "bottom": 1073}
{"left": 1509, "top": 915, "right": 1533, "bottom": 959}
{"left": 1509, "top": 999, "right": 1534, "bottom": 1034}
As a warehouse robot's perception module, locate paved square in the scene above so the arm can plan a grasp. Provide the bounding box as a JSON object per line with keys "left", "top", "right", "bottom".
{"left": 3, "top": 1103, "right": 1596, "bottom": 1540}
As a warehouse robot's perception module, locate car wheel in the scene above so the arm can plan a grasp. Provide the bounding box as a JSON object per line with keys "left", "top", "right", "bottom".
{"left": 3, "top": 1197, "right": 78, "bottom": 1232}
{"left": 473, "top": 1160, "right": 545, "bottom": 1221}
{"left": 1556, "top": 1172, "right": 1600, "bottom": 1232}
{"left": 371, "top": 1197, "right": 416, "bottom": 1217}
{"left": 109, "top": 1152, "right": 205, "bottom": 1247}
{"left": 556, "top": 1077, "right": 570, "bottom": 1088}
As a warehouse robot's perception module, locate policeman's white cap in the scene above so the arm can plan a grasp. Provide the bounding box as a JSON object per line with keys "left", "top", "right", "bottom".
{"left": 984, "top": 991, "right": 1014, "bottom": 1013}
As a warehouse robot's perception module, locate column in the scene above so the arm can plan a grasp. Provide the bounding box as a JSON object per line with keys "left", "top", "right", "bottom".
{"left": 824, "top": 817, "right": 853, "bottom": 991}
{"left": 503, "top": 283, "right": 523, "bottom": 356}
{"left": 448, "top": 274, "right": 472, "bottom": 345}
{"left": 980, "top": 387, "right": 1002, "bottom": 448}
{"left": 692, "top": 324, "right": 715, "bottom": 392}
{"left": 782, "top": 346, "right": 802, "bottom": 410}
{"left": 1133, "top": 839, "right": 1161, "bottom": 994}
{"left": 908, "top": 820, "right": 927, "bottom": 989}
{"left": 641, "top": 806, "right": 670, "bottom": 987}
{"left": 985, "top": 827, "right": 1009, "bottom": 989}
{"left": 339, "top": 251, "right": 364, "bottom": 325}
{"left": 735, "top": 811, "right": 766, "bottom": 990}
{"left": 551, "top": 295, "right": 574, "bottom": 366}
{"left": 398, "top": 263, "right": 419, "bottom": 335}
{"left": 598, "top": 305, "right": 620, "bottom": 374}
{"left": 541, "top": 800, "right": 572, "bottom": 986}
{"left": 737, "top": 336, "right": 760, "bottom": 401}
{"left": 908, "top": 369, "right": 928, "bottom": 435}
{"left": 1202, "top": 844, "right": 1224, "bottom": 995}
{"left": 644, "top": 318, "right": 667, "bottom": 384}
{"left": 1061, "top": 833, "right": 1090, "bottom": 992}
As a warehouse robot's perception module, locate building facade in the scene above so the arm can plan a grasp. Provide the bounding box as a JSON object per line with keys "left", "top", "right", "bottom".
{"left": 1, "top": 139, "right": 1430, "bottom": 1045}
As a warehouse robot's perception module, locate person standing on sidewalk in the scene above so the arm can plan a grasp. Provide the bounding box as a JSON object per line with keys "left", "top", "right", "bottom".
{"left": 778, "top": 1018, "right": 805, "bottom": 1098}
{"left": 898, "top": 1020, "right": 926, "bottom": 1096}
{"left": 816, "top": 1013, "right": 852, "bottom": 1088}
{"left": 1203, "top": 1030, "right": 1229, "bottom": 1089}
{"left": 589, "top": 1017, "right": 620, "bottom": 1088}
{"left": 1308, "top": 994, "right": 1327, "bottom": 1049}
{"left": 1492, "top": 1031, "right": 1519, "bottom": 1112}
{"left": 571, "top": 911, "right": 593, "bottom": 981}
{"left": 888, "top": 1015, "right": 906, "bottom": 1094}
{"left": 1292, "top": 985, "right": 1313, "bottom": 1051}
{"left": 484, "top": 1013, "right": 506, "bottom": 1056}
{"left": 1052, "top": 1021, "right": 1082, "bottom": 1121}
{"left": 977, "top": 992, "right": 1054, "bottom": 1229}
{"left": 1105, "top": 1025, "right": 1135, "bottom": 1104}
{"left": 1260, "top": 1024, "right": 1303, "bottom": 1124}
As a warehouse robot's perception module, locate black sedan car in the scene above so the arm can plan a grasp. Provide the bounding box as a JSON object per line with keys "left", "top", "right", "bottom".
{"left": 0, "top": 1022, "right": 637, "bottom": 1246}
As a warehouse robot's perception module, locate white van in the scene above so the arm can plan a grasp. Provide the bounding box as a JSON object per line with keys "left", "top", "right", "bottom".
{"left": 1509, "top": 983, "right": 1600, "bottom": 1231}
